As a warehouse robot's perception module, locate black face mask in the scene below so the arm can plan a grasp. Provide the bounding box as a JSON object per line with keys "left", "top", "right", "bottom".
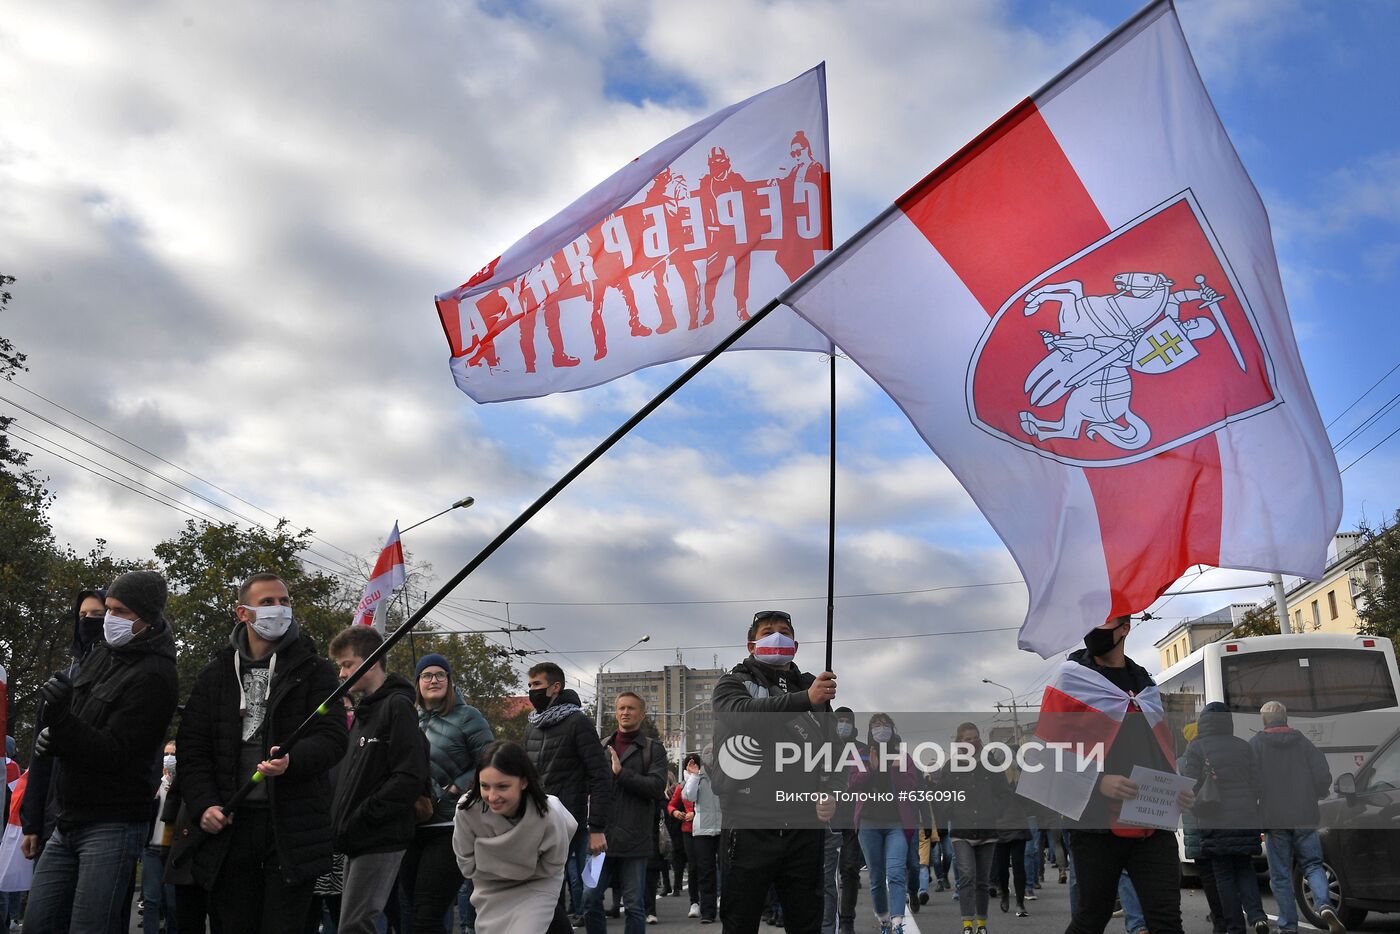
{"left": 77, "top": 615, "right": 105, "bottom": 650}
{"left": 528, "top": 687, "right": 553, "bottom": 714}
{"left": 1084, "top": 624, "right": 1123, "bottom": 658}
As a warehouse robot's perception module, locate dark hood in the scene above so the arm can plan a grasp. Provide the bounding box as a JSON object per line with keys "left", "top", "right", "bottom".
{"left": 1255, "top": 725, "right": 1307, "bottom": 748}
{"left": 1067, "top": 647, "right": 1155, "bottom": 692}
{"left": 555, "top": 687, "right": 583, "bottom": 708}
{"left": 358, "top": 672, "right": 416, "bottom": 710}
{"left": 1198, "top": 701, "right": 1234, "bottom": 736}
{"left": 70, "top": 587, "right": 107, "bottom": 659}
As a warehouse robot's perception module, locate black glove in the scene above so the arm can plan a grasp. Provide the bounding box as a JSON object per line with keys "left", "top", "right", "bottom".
{"left": 40, "top": 673, "right": 74, "bottom": 721}
{"left": 33, "top": 727, "right": 54, "bottom": 758}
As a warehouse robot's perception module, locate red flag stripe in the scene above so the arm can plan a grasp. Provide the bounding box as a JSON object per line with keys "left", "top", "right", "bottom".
{"left": 898, "top": 101, "right": 1223, "bottom": 620}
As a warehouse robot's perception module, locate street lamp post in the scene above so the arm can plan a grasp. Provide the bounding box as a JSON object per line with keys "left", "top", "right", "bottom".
{"left": 397, "top": 495, "right": 475, "bottom": 661}
{"left": 595, "top": 635, "right": 651, "bottom": 732}
{"left": 656, "top": 701, "right": 711, "bottom": 759}
{"left": 982, "top": 678, "right": 1022, "bottom": 744}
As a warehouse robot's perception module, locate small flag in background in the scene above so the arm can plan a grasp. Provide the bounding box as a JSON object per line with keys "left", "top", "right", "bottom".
{"left": 354, "top": 523, "right": 406, "bottom": 634}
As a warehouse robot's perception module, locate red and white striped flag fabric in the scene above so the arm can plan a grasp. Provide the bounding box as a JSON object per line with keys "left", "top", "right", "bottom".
{"left": 785, "top": 1, "right": 1341, "bottom": 656}
{"left": 1016, "top": 660, "right": 1175, "bottom": 820}
{"left": 435, "top": 65, "right": 832, "bottom": 404}
{"left": 353, "top": 523, "right": 406, "bottom": 633}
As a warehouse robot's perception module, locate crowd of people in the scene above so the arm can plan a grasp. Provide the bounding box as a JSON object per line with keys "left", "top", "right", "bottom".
{"left": 0, "top": 576, "right": 1357, "bottom": 934}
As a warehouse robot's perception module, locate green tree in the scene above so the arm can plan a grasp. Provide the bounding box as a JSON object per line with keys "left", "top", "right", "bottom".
{"left": 1354, "top": 510, "right": 1400, "bottom": 642}
{"left": 153, "top": 520, "right": 352, "bottom": 690}
{"left": 1229, "top": 604, "right": 1281, "bottom": 638}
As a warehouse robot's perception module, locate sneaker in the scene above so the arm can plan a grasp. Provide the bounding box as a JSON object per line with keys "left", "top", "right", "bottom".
{"left": 1000, "top": 892, "right": 1010, "bottom": 914}
{"left": 1058, "top": 870, "right": 1067, "bottom": 884}
{"left": 688, "top": 904, "right": 701, "bottom": 919}
{"left": 909, "top": 892, "right": 921, "bottom": 914}
{"left": 1025, "top": 892, "right": 1037, "bottom": 901}
{"left": 1016, "top": 908, "right": 1029, "bottom": 918}
{"left": 569, "top": 916, "right": 584, "bottom": 928}
{"left": 878, "top": 922, "right": 891, "bottom": 934}
{"left": 1254, "top": 921, "right": 1272, "bottom": 934}
{"left": 1318, "top": 907, "right": 1347, "bottom": 934}
{"left": 921, "top": 890, "right": 930, "bottom": 904}
{"left": 700, "top": 920, "right": 715, "bottom": 926}
{"left": 646, "top": 915, "right": 659, "bottom": 925}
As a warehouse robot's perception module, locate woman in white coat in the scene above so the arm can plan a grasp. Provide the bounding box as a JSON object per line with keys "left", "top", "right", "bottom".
{"left": 454, "top": 740, "right": 578, "bottom": 934}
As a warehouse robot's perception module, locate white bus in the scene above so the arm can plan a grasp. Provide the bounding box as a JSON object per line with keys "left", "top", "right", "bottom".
{"left": 1155, "top": 633, "right": 1400, "bottom": 778}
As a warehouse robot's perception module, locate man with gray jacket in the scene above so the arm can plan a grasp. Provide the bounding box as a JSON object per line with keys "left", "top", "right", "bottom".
{"left": 1250, "top": 701, "right": 1344, "bottom": 934}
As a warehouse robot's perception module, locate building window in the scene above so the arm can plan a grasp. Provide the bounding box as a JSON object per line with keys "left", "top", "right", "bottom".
{"left": 1311, "top": 600, "right": 1321, "bottom": 630}
{"left": 1294, "top": 610, "right": 1303, "bottom": 630}
{"left": 1327, "top": 590, "right": 1338, "bottom": 620}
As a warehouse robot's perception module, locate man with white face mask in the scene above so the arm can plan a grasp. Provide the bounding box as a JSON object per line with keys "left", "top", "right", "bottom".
{"left": 711, "top": 609, "right": 840, "bottom": 934}
{"left": 24, "top": 570, "right": 179, "bottom": 934}
{"left": 174, "top": 572, "right": 347, "bottom": 932}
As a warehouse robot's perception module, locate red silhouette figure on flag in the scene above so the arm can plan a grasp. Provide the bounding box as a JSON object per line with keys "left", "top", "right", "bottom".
{"left": 772, "top": 130, "right": 827, "bottom": 283}
{"left": 639, "top": 168, "right": 703, "bottom": 331}
{"left": 698, "top": 146, "right": 753, "bottom": 323}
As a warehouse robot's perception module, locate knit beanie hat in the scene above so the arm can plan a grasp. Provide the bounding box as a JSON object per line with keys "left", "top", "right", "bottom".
{"left": 108, "top": 570, "right": 168, "bottom": 628}
{"left": 414, "top": 653, "right": 452, "bottom": 681}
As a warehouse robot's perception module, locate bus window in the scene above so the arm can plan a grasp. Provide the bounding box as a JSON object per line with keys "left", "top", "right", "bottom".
{"left": 1221, "top": 649, "right": 1399, "bottom": 715}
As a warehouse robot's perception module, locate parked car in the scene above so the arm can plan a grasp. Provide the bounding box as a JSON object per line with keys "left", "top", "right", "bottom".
{"left": 1303, "top": 725, "right": 1400, "bottom": 929}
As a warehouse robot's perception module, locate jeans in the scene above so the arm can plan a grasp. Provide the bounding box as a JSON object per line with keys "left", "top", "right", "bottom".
{"left": 1025, "top": 817, "right": 1041, "bottom": 889}
{"left": 564, "top": 823, "right": 589, "bottom": 916}
{"left": 458, "top": 879, "right": 476, "bottom": 931}
{"left": 952, "top": 839, "right": 996, "bottom": 921}
{"left": 1119, "top": 871, "right": 1146, "bottom": 934}
{"left": 141, "top": 844, "right": 177, "bottom": 934}
{"left": 931, "top": 834, "right": 953, "bottom": 884}
{"left": 1066, "top": 830, "right": 1182, "bottom": 934}
{"left": 584, "top": 854, "right": 646, "bottom": 934}
{"left": 24, "top": 820, "right": 147, "bottom": 934}
{"left": 1213, "top": 853, "right": 1266, "bottom": 934}
{"left": 857, "top": 827, "right": 910, "bottom": 920}
{"left": 1266, "top": 830, "right": 1330, "bottom": 931}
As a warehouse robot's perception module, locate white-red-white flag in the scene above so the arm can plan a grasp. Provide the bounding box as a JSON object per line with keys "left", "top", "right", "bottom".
{"left": 354, "top": 523, "right": 406, "bottom": 634}
{"left": 435, "top": 65, "right": 832, "bottom": 403}
{"left": 785, "top": 2, "right": 1341, "bottom": 656}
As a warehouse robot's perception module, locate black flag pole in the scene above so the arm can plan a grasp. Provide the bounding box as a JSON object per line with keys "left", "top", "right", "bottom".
{"left": 824, "top": 352, "right": 837, "bottom": 674}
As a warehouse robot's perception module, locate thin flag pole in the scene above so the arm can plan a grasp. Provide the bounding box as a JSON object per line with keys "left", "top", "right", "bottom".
{"left": 825, "top": 352, "right": 837, "bottom": 674}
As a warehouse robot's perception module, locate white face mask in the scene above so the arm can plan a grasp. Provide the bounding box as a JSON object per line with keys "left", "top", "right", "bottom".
{"left": 244, "top": 604, "right": 293, "bottom": 640}
{"left": 104, "top": 611, "right": 137, "bottom": 647}
{"left": 870, "top": 725, "right": 894, "bottom": 743}
{"left": 163, "top": 755, "right": 177, "bottom": 772}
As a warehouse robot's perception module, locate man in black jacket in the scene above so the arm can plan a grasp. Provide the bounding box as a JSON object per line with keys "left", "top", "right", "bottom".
{"left": 712, "top": 609, "right": 838, "bottom": 934}
{"left": 1062, "top": 616, "right": 1192, "bottom": 934}
{"left": 584, "top": 691, "right": 667, "bottom": 934}
{"left": 524, "top": 661, "right": 612, "bottom": 924}
{"left": 20, "top": 587, "right": 108, "bottom": 861}
{"left": 1250, "top": 700, "right": 1343, "bottom": 934}
{"left": 175, "top": 572, "right": 348, "bottom": 933}
{"left": 329, "top": 625, "right": 428, "bottom": 934}
{"left": 24, "top": 570, "right": 180, "bottom": 934}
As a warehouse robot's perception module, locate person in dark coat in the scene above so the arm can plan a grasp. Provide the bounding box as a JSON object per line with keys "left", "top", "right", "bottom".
{"left": 20, "top": 587, "right": 107, "bottom": 861}
{"left": 1181, "top": 702, "right": 1267, "bottom": 934}
{"left": 24, "top": 570, "right": 180, "bottom": 934}
{"left": 1249, "top": 701, "right": 1343, "bottom": 934}
{"left": 174, "top": 572, "right": 348, "bottom": 933}
{"left": 523, "top": 661, "right": 613, "bottom": 925}
{"left": 1180, "top": 722, "right": 1226, "bottom": 934}
{"left": 935, "top": 722, "right": 1012, "bottom": 933}
{"left": 328, "top": 625, "right": 429, "bottom": 934}
{"left": 583, "top": 691, "right": 667, "bottom": 934}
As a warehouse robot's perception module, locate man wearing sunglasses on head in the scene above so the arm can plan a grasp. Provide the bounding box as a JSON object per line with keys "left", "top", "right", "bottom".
{"left": 711, "top": 609, "right": 840, "bottom": 934}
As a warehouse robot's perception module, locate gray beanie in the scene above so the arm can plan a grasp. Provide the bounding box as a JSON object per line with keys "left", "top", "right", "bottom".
{"left": 108, "top": 570, "right": 168, "bottom": 628}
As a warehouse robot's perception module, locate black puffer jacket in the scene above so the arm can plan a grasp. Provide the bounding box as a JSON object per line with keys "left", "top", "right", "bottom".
{"left": 1181, "top": 702, "right": 1260, "bottom": 855}
{"left": 521, "top": 689, "right": 612, "bottom": 832}
{"left": 332, "top": 673, "right": 428, "bottom": 856}
{"left": 937, "top": 757, "right": 1013, "bottom": 842}
{"left": 175, "top": 624, "right": 348, "bottom": 885}
{"left": 45, "top": 621, "right": 179, "bottom": 825}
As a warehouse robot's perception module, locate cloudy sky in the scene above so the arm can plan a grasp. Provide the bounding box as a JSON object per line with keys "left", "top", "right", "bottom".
{"left": 3, "top": 0, "right": 1397, "bottom": 713}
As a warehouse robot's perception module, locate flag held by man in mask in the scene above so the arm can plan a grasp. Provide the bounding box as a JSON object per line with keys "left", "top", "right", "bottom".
{"left": 784, "top": 1, "right": 1341, "bottom": 656}
{"left": 354, "top": 523, "right": 406, "bottom": 633}
{"left": 435, "top": 64, "right": 832, "bottom": 404}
